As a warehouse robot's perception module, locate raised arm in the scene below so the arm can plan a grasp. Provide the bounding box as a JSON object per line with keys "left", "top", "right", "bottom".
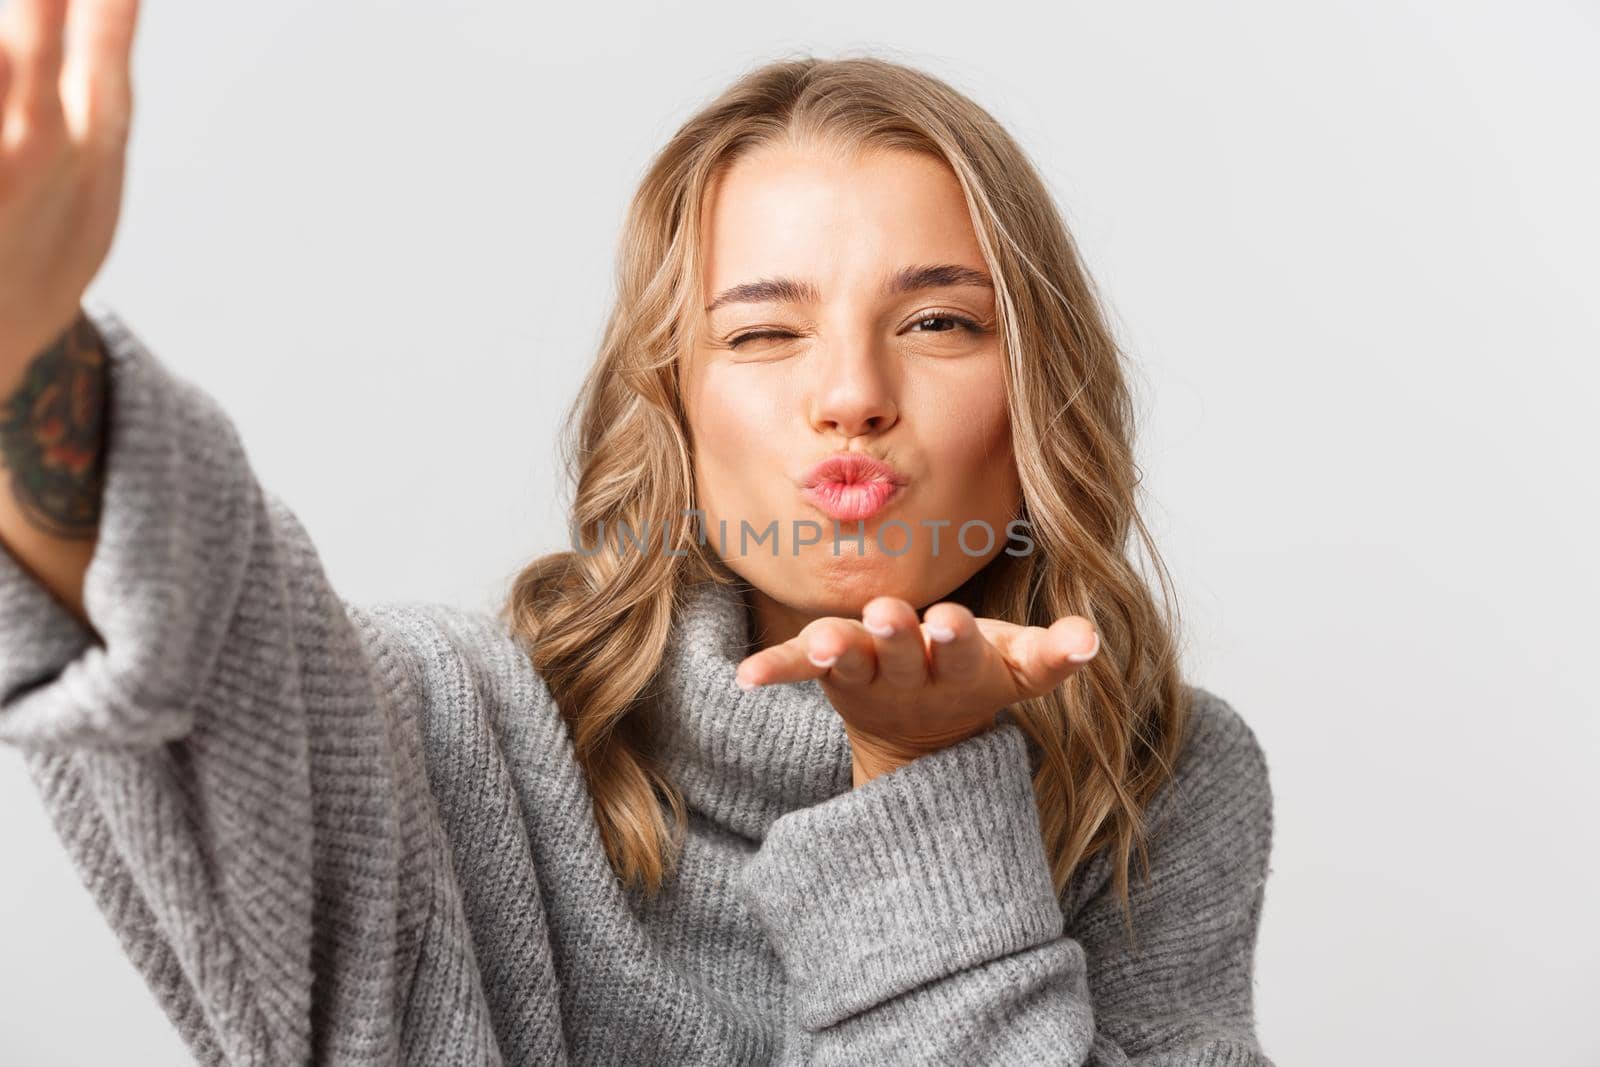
{"left": 0, "top": 308, "right": 106, "bottom": 635}
{"left": 0, "top": 0, "right": 139, "bottom": 633}
{"left": 0, "top": 298, "right": 449, "bottom": 1061}
{"left": 0, "top": 4, "right": 478, "bottom": 1060}
{"left": 735, "top": 688, "right": 1276, "bottom": 1065}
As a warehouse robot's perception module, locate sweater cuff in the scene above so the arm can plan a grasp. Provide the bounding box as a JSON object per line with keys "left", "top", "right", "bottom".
{"left": 0, "top": 534, "right": 98, "bottom": 701}
{"left": 735, "top": 721, "right": 1064, "bottom": 1030}
{"left": 0, "top": 299, "right": 255, "bottom": 750}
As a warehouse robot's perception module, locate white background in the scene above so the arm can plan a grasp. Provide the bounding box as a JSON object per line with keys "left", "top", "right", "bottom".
{"left": 3, "top": 1, "right": 1597, "bottom": 1063}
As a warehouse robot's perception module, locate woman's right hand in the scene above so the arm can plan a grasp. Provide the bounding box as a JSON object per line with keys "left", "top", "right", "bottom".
{"left": 0, "top": 0, "right": 141, "bottom": 374}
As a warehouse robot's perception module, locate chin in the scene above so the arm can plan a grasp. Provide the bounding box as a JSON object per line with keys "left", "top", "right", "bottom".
{"left": 756, "top": 551, "right": 948, "bottom": 616}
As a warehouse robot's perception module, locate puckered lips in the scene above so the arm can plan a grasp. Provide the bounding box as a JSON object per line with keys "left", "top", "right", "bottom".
{"left": 797, "top": 451, "right": 910, "bottom": 522}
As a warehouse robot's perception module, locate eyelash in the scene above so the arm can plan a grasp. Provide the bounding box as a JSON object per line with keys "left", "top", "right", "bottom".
{"left": 726, "top": 312, "right": 986, "bottom": 349}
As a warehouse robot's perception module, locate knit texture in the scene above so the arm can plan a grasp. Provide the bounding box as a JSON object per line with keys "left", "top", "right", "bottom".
{"left": 0, "top": 302, "right": 1277, "bottom": 1065}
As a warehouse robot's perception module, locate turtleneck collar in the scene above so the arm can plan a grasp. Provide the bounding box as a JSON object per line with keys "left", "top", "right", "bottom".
{"left": 650, "top": 576, "right": 854, "bottom": 842}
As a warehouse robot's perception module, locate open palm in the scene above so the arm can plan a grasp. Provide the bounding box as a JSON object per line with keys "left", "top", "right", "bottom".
{"left": 735, "top": 594, "right": 1100, "bottom": 783}
{"left": 0, "top": 0, "right": 141, "bottom": 367}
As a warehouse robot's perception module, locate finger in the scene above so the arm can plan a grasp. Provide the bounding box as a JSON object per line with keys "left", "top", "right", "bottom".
{"left": 61, "top": 0, "right": 139, "bottom": 147}
{"left": 7, "top": 0, "right": 69, "bottom": 137}
{"left": 734, "top": 638, "right": 810, "bottom": 690}
{"left": 802, "top": 617, "right": 876, "bottom": 686}
{"left": 1006, "top": 616, "right": 1100, "bottom": 697}
{"left": 861, "top": 595, "right": 925, "bottom": 688}
{"left": 734, "top": 617, "right": 866, "bottom": 689}
{"left": 922, "top": 601, "right": 984, "bottom": 684}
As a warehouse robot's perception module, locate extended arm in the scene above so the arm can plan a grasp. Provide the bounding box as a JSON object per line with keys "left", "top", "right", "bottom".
{"left": 0, "top": 308, "right": 108, "bottom": 634}
{"left": 0, "top": 305, "right": 439, "bottom": 1062}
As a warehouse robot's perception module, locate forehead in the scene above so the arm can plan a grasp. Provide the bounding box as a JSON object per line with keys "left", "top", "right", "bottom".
{"left": 697, "top": 143, "right": 986, "bottom": 296}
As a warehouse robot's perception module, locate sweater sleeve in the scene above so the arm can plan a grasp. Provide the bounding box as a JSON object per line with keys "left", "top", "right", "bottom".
{"left": 0, "top": 302, "right": 441, "bottom": 1064}
{"left": 735, "top": 692, "right": 1275, "bottom": 1066}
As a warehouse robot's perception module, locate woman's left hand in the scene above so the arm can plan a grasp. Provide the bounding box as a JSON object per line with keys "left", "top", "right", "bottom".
{"left": 733, "top": 596, "right": 1100, "bottom": 786}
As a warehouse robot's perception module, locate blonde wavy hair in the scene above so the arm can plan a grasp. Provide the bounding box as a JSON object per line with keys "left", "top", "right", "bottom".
{"left": 500, "top": 50, "right": 1192, "bottom": 938}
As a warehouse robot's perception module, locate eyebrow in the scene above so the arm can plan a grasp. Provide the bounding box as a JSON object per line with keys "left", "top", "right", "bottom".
{"left": 704, "top": 263, "right": 994, "bottom": 314}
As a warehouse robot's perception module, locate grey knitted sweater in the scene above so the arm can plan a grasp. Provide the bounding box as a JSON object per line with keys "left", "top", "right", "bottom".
{"left": 0, "top": 303, "right": 1276, "bottom": 1066}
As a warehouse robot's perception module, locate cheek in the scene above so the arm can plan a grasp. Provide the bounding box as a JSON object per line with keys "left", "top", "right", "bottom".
{"left": 687, "top": 366, "right": 787, "bottom": 512}
{"left": 916, "top": 363, "right": 1015, "bottom": 492}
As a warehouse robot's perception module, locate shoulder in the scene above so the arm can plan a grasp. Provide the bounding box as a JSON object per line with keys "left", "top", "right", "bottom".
{"left": 344, "top": 600, "right": 561, "bottom": 742}
{"left": 1149, "top": 684, "right": 1276, "bottom": 876}
{"left": 1172, "top": 685, "right": 1274, "bottom": 807}
{"left": 1072, "top": 685, "right": 1276, "bottom": 926}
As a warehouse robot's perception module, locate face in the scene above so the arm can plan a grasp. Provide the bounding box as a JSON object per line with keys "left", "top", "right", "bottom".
{"left": 680, "top": 142, "right": 1023, "bottom": 649}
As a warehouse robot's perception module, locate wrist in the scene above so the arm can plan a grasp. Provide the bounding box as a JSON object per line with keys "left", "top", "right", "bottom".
{"left": 0, "top": 311, "right": 85, "bottom": 391}
{"left": 847, "top": 722, "right": 993, "bottom": 787}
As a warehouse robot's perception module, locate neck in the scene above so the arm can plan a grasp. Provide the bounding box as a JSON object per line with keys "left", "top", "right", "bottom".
{"left": 650, "top": 576, "right": 856, "bottom": 839}
{"left": 747, "top": 585, "right": 811, "bottom": 652}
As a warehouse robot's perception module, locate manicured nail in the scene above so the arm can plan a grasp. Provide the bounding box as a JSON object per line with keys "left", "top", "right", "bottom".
{"left": 926, "top": 623, "right": 956, "bottom": 643}
{"left": 807, "top": 652, "right": 839, "bottom": 669}
{"left": 735, "top": 674, "right": 758, "bottom": 691}
{"left": 864, "top": 620, "right": 896, "bottom": 638}
{"left": 1067, "top": 631, "right": 1100, "bottom": 663}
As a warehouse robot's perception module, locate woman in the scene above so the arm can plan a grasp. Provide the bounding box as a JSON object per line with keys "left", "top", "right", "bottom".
{"left": 0, "top": 1, "right": 1275, "bottom": 1063}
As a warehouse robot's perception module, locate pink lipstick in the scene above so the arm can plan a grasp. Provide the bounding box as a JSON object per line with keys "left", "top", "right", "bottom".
{"left": 798, "top": 452, "right": 909, "bottom": 522}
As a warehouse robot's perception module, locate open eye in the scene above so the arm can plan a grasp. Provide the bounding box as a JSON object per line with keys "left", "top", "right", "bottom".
{"left": 906, "top": 312, "right": 983, "bottom": 335}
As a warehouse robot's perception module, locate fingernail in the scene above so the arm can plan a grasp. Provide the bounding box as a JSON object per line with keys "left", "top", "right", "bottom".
{"left": 1067, "top": 631, "right": 1100, "bottom": 663}
{"left": 926, "top": 623, "right": 956, "bottom": 643}
{"left": 735, "top": 674, "right": 758, "bottom": 691}
{"left": 807, "top": 651, "right": 839, "bottom": 669}
{"left": 864, "top": 620, "right": 896, "bottom": 638}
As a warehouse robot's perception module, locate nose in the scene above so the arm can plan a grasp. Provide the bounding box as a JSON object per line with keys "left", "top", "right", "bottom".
{"left": 807, "top": 340, "right": 900, "bottom": 439}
